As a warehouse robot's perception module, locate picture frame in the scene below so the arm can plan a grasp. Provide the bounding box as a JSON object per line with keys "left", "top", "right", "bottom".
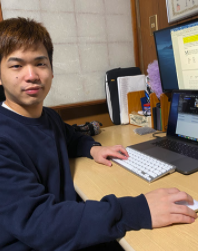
{"left": 166, "top": 0, "right": 198, "bottom": 23}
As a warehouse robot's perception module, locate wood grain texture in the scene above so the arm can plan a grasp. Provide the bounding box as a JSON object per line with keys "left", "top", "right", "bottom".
{"left": 127, "top": 90, "right": 145, "bottom": 114}
{"left": 0, "top": 4, "right": 3, "bottom": 22}
{"left": 160, "top": 93, "right": 171, "bottom": 132}
{"left": 149, "top": 92, "right": 159, "bottom": 128}
{"left": 56, "top": 100, "right": 114, "bottom": 127}
{"left": 158, "top": 0, "right": 169, "bottom": 28}
{"left": 138, "top": 0, "right": 159, "bottom": 74}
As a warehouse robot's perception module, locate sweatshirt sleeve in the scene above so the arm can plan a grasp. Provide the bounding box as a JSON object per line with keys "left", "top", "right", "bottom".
{"left": 0, "top": 140, "right": 152, "bottom": 251}
{"left": 46, "top": 108, "right": 100, "bottom": 159}
{"left": 63, "top": 122, "right": 100, "bottom": 158}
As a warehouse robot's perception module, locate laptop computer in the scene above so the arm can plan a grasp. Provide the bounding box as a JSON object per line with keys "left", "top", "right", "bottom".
{"left": 128, "top": 90, "right": 198, "bottom": 175}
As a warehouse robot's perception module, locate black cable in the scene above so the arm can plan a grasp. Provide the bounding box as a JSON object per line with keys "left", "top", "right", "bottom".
{"left": 152, "top": 131, "right": 164, "bottom": 138}
{"left": 152, "top": 125, "right": 167, "bottom": 138}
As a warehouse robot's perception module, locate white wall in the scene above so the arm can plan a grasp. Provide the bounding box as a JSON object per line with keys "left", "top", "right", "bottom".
{"left": 1, "top": 0, "right": 135, "bottom": 106}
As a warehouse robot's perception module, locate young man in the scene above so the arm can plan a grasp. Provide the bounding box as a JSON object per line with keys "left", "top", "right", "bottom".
{"left": 0, "top": 17, "right": 196, "bottom": 251}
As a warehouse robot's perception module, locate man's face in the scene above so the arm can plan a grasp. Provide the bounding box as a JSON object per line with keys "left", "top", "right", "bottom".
{"left": 0, "top": 43, "right": 53, "bottom": 112}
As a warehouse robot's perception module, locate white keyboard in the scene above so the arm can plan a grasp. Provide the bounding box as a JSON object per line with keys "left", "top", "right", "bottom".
{"left": 112, "top": 147, "right": 176, "bottom": 183}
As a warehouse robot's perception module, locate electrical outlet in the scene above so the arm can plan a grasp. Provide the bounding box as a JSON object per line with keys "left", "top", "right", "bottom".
{"left": 149, "top": 15, "right": 158, "bottom": 36}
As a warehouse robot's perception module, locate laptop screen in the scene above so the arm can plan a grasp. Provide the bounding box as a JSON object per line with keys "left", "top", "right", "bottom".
{"left": 167, "top": 91, "right": 198, "bottom": 143}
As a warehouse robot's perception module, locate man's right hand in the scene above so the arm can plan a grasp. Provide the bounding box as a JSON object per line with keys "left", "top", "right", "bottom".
{"left": 145, "top": 188, "right": 197, "bottom": 228}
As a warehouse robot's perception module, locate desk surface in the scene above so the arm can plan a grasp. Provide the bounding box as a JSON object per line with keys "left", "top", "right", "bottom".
{"left": 69, "top": 125, "right": 198, "bottom": 251}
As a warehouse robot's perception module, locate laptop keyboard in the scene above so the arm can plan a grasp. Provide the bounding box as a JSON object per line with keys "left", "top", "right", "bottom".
{"left": 153, "top": 139, "right": 198, "bottom": 160}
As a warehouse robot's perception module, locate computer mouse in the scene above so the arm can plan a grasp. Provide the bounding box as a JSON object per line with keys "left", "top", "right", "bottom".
{"left": 175, "top": 199, "right": 198, "bottom": 212}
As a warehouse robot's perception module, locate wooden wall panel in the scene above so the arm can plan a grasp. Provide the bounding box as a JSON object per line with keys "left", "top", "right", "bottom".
{"left": 58, "top": 102, "right": 114, "bottom": 127}
{"left": 137, "top": 0, "right": 159, "bottom": 73}
{"left": 52, "top": 100, "right": 114, "bottom": 127}
{"left": 0, "top": 4, "right": 3, "bottom": 22}
{"left": 158, "top": 0, "right": 169, "bottom": 29}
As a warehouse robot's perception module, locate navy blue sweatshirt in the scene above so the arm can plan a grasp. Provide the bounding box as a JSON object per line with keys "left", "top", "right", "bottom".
{"left": 0, "top": 105, "right": 151, "bottom": 251}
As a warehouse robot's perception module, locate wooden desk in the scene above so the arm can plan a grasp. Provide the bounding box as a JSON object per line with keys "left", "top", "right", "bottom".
{"left": 70, "top": 125, "right": 198, "bottom": 251}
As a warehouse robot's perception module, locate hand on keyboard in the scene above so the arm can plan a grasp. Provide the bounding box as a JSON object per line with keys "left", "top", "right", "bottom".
{"left": 145, "top": 188, "right": 197, "bottom": 228}
{"left": 90, "top": 144, "right": 129, "bottom": 167}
